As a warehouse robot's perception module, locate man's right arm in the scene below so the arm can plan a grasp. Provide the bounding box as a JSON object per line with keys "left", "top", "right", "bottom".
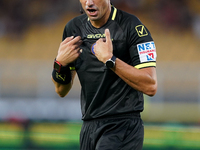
{"left": 51, "top": 36, "right": 82, "bottom": 97}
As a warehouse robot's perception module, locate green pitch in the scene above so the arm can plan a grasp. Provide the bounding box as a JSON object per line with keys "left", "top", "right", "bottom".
{"left": 0, "top": 122, "right": 200, "bottom": 150}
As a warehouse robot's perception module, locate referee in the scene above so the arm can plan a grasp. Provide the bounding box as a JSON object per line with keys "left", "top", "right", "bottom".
{"left": 52, "top": 0, "right": 157, "bottom": 149}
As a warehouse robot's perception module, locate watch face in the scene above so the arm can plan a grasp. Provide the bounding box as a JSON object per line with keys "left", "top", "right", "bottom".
{"left": 106, "top": 60, "right": 114, "bottom": 68}
{"left": 54, "top": 61, "right": 61, "bottom": 72}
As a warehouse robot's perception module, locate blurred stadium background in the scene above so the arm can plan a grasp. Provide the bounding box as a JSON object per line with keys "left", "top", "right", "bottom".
{"left": 0, "top": 0, "right": 200, "bottom": 149}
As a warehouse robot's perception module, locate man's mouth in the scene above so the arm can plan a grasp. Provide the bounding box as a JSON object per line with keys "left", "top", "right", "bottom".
{"left": 87, "top": 8, "right": 98, "bottom": 16}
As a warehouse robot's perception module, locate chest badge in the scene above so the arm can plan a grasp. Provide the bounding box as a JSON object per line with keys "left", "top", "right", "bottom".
{"left": 91, "top": 43, "right": 96, "bottom": 55}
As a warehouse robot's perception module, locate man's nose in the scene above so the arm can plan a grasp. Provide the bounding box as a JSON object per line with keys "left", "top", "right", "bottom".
{"left": 86, "top": 0, "right": 94, "bottom": 6}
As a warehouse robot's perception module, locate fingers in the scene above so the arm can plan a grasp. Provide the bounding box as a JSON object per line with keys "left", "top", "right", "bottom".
{"left": 105, "top": 29, "right": 111, "bottom": 44}
{"left": 60, "top": 36, "right": 82, "bottom": 53}
{"left": 62, "top": 36, "right": 82, "bottom": 45}
{"left": 76, "top": 39, "right": 83, "bottom": 47}
{"left": 96, "top": 29, "right": 111, "bottom": 44}
{"left": 69, "top": 36, "right": 82, "bottom": 46}
{"left": 62, "top": 36, "right": 74, "bottom": 44}
{"left": 73, "top": 47, "right": 82, "bottom": 58}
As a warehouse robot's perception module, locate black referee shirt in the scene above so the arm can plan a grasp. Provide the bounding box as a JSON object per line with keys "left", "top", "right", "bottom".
{"left": 62, "top": 6, "right": 157, "bottom": 120}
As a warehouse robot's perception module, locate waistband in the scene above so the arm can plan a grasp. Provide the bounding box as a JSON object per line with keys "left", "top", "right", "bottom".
{"left": 83, "top": 112, "right": 141, "bottom": 122}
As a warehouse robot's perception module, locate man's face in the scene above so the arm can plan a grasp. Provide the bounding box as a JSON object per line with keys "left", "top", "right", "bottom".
{"left": 80, "top": 0, "right": 111, "bottom": 22}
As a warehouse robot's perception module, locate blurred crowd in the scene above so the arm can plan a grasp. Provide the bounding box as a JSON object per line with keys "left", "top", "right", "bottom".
{"left": 0, "top": 0, "right": 200, "bottom": 38}
{"left": 0, "top": 0, "right": 77, "bottom": 37}
{"left": 113, "top": 0, "right": 200, "bottom": 37}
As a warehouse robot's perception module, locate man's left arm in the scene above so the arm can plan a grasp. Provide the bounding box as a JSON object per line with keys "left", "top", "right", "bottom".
{"left": 94, "top": 29, "right": 157, "bottom": 97}
{"left": 112, "top": 58, "right": 157, "bottom": 96}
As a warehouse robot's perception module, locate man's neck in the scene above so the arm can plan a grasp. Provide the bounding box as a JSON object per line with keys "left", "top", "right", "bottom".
{"left": 90, "top": 5, "right": 111, "bottom": 28}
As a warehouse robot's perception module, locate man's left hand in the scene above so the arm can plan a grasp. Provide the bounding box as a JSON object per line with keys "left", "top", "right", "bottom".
{"left": 94, "top": 29, "right": 113, "bottom": 63}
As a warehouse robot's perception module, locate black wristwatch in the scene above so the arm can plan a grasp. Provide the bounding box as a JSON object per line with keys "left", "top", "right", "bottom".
{"left": 105, "top": 55, "right": 116, "bottom": 68}
{"left": 54, "top": 60, "right": 62, "bottom": 73}
{"left": 54, "top": 59, "right": 69, "bottom": 73}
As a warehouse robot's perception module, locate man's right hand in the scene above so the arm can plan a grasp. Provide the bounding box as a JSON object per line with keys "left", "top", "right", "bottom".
{"left": 56, "top": 36, "right": 82, "bottom": 66}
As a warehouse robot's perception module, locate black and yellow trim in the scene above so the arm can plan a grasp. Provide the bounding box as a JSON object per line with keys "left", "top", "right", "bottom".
{"left": 111, "top": 6, "right": 117, "bottom": 20}
{"left": 134, "top": 62, "right": 156, "bottom": 69}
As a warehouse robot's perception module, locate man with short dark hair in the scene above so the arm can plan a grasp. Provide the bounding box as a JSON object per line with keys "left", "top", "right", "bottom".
{"left": 52, "top": 0, "right": 157, "bottom": 149}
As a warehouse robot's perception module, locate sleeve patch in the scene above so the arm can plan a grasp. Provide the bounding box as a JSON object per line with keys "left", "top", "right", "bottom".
{"left": 137, "top": 41, "right": 157, "bottom": 63}
{"left": 135, "top": 25, "right": 148, "bottom": 37}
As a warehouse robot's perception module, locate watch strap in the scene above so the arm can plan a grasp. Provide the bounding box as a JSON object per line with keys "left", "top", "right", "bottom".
{"left": 111, "top": 55, "right": 116, "bottom": 62}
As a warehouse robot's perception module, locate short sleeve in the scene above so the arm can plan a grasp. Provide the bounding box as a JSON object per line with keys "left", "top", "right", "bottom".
{"left": 127, "top": 17, "right": 157, "bottom": 69}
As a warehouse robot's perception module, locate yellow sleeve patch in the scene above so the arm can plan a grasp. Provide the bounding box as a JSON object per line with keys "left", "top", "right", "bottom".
{"left": 135, "top": 25, "right": 148, "bottom": 37}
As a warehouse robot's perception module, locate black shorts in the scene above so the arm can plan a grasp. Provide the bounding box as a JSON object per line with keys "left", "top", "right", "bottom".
{"left": 80, "top": 113, "right": 144, "bottom": 150}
